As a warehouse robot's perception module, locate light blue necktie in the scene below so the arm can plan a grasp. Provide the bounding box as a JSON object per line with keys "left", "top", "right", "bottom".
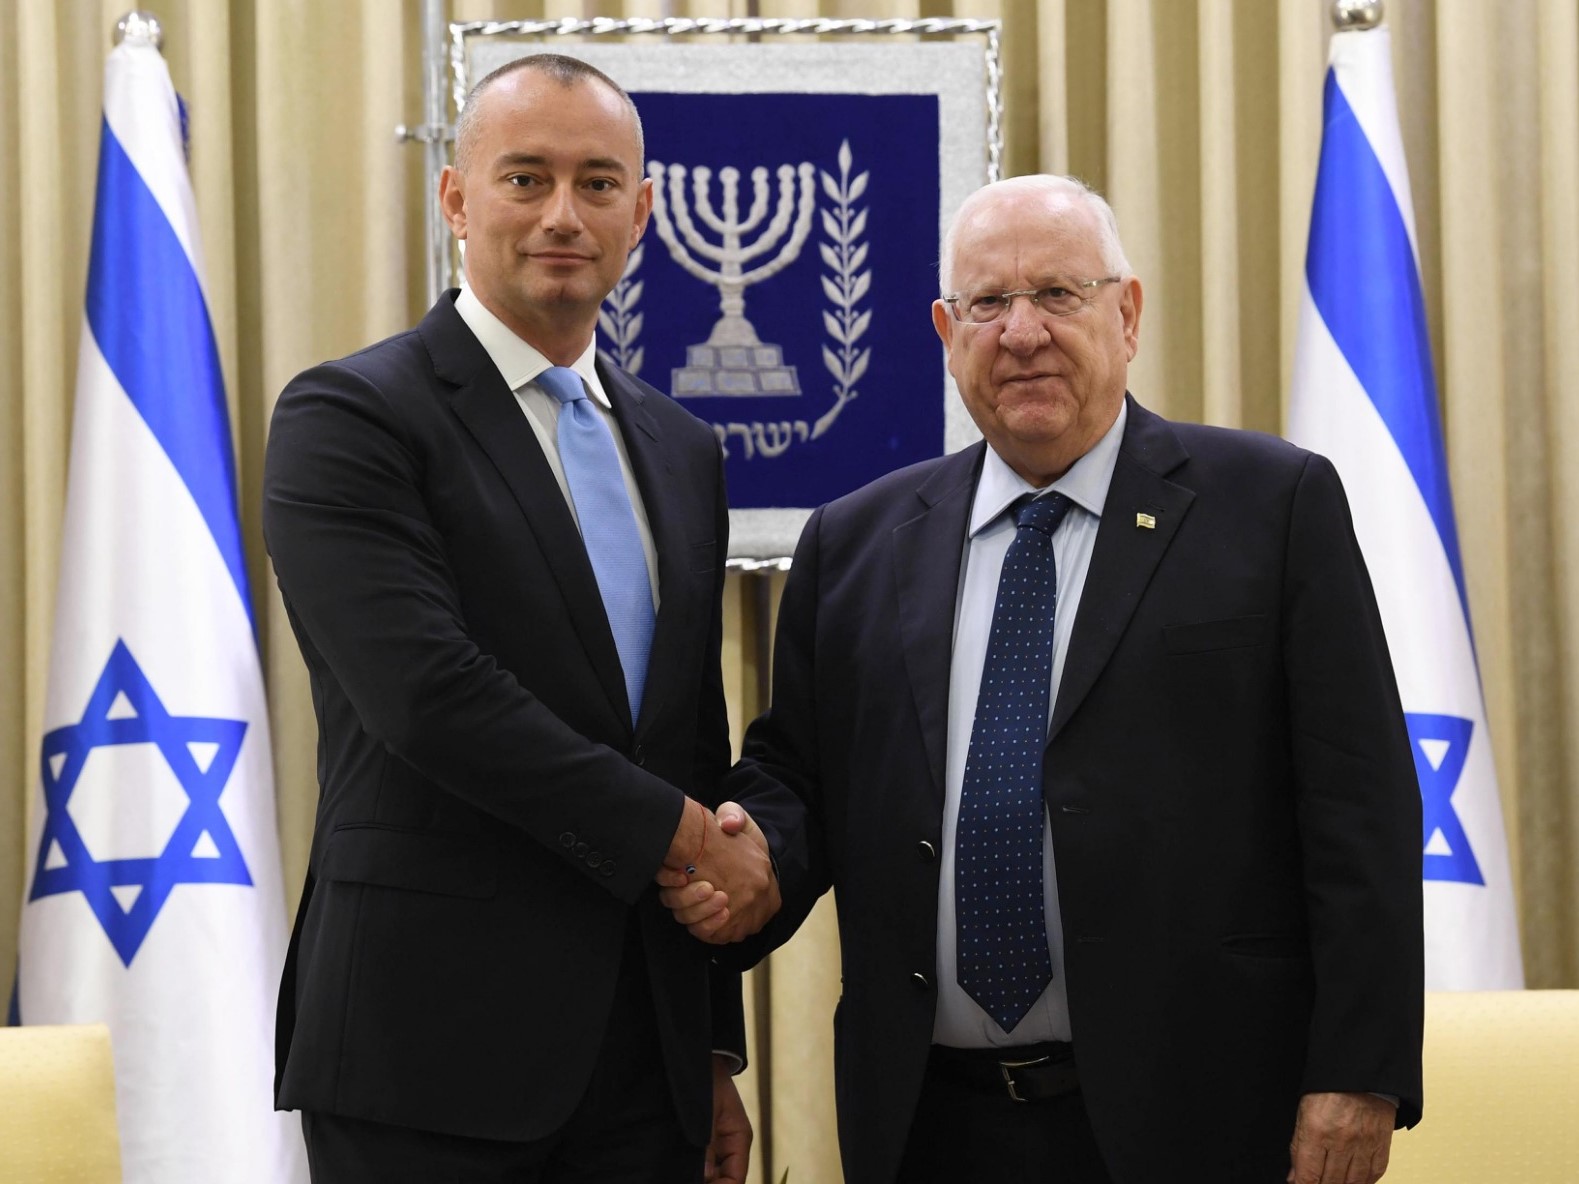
{"left": 955, "top": 492, "right": 1073, "bottom": 1032}
{"left": 537, "top": 365, "right": 655, "bottom": 723}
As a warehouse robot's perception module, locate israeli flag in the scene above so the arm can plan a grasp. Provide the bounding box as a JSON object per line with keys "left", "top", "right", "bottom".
{"left": 1288, "top": 22, "right": 1524, "bottom": 989}
{"left": 13, "top": 35, "right": 307, "bottom": 1180}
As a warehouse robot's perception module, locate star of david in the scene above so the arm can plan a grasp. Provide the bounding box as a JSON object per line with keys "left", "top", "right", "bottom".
{"left": 30, "top": 639, "right": 253, "bottom": 966}
{"left": 1406, "top": 712, "right": 1483, "bottom": 886}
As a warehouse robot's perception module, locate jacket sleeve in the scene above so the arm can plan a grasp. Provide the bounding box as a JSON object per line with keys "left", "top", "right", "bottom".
{"left": 1282, "top": 452, "right": 1425, "bottom": 1126}
{"left": 721, "top": 506, "right": 830, "bottom": 968}
{"left": 691, "top": 437, "right": 752, "bottom": 1063}
{"left": 263, "top": 360, "right": 686, "bottom": 903}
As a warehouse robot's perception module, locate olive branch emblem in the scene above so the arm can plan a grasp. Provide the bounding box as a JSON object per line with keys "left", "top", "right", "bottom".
{"left": 600, "top": 243, "right": 645, "bottom": 375}
{"left": 814, "top": 139, "right": 870, "bottom": 439}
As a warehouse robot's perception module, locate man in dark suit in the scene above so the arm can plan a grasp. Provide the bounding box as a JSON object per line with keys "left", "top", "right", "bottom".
{"left": 665, "top": 175, "right": 1424, "bottom": 1184}
{"left": 264, "top": 54, "right": 782, "bottom": 1183}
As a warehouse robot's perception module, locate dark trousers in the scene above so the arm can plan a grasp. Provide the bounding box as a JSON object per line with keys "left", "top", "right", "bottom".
{"left": 302, "top": 921, "right": 702, "bottom": 1184}
{"left": 895, "top": 1045, "right": 1114, "bottom": 1184}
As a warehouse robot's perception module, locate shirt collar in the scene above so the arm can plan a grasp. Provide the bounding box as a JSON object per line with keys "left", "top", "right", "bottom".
{"left": 968, "top": 399, "right": 1128, "bottom": 537}
{"left": 454, "top": 285, "right": 609, "bottom": 408}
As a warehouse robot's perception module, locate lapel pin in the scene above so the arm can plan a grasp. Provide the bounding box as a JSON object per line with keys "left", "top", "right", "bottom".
{"left": 1136, "top": 512, "right": 1156, "bottom": 530}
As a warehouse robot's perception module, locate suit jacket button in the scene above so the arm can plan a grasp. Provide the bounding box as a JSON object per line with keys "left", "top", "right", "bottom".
{"left": 600, "top": 862, "right": 616, "bottom": 877}
{"left": 558, "top": 832, "right": 575, "bottom": 848}
{"left": 917, "top": 840, "right": 937, "bottom": 861}
{"left": 587, "top": 851, "right": 602, "bottom": 867}
{"left": 633, "top": 745, "right": 647, "bottom": 767}
{"left": 911, "top": 972, "right": 931, "bottom": 991}
{"left": 574, "top": 842, "right": 589, "bottom": 858}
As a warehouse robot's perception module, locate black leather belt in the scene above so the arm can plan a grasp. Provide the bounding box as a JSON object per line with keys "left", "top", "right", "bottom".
{"left": 930, "top": 1042, "right": 1079, "bottom": 1104}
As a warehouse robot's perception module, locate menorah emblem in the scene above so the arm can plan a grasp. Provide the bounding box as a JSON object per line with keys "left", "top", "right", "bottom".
{"left": 647, "top": 160, "right": 818, "bottom": 397}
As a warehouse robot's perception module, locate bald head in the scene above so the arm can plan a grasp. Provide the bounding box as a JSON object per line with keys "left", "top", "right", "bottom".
{"left": 453, "top": 53, "right": 644, "bottom": 176}
{"left": 436, "top": 52, "right": 653, "bottom": 365}
{"left": 939, "top": 175, "right": 1130, "bottom": 294}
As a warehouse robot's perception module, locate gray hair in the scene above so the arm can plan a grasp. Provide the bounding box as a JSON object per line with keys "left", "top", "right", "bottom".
{"left": 453, "top": 53, "right": 645, "bottom": 174}
{"left": 939, "top": 174, "right": 1131, "bottom": 293}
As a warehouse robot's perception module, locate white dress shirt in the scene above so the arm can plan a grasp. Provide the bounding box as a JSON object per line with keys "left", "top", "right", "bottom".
{"left": 453, "top": 286, "right": 659, "bottom": 609}
{"left": 932, "top": 401, "right": 1128, "bottom": 1048}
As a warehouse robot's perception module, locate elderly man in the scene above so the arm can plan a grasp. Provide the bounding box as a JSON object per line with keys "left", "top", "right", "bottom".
{"left": 669, "top": 175, "right": 1423, "bottom": 1184}
{"left": 264, "top": 54, "right": 784, "bottom": 1183}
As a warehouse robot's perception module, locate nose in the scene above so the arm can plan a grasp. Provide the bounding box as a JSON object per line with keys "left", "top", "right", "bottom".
{"left": 541, "top": 183, "right": 583, "bottom": 236}
{"left": 996, "top": 296, "right": 1051, "bottom": 354}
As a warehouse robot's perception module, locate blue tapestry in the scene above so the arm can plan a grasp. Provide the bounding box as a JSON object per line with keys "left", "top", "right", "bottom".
{"left": 605, "top": 92, "right": 944, "bottom": 509}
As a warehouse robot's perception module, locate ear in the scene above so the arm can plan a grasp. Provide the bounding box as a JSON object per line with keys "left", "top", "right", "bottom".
{"left": 931, "top": 299, "right": 955, "bottom": 356}
{"left": 630, "top": 176, "right": 653, "bottom": 250}
{"left": 438, "top": 166, "right": 467, "bottom": 241}
{"left": 1119, "top": 276, "right": 1143, "bottom": 361}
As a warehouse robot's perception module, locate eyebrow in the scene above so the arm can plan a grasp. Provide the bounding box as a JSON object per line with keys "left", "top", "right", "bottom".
{"left": 494, "top": 152, "right": 630, "bottom": 175}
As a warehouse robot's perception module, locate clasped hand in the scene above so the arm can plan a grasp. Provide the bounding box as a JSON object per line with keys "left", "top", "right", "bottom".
{"left": 657, "top": 801, "right": 779, "bottom": 943}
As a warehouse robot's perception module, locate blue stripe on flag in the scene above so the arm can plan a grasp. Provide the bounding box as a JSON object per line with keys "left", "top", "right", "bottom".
{"left": 85, "top": 117, "right": 254, "bottom": 628}
{"left": 1306, "top": 71, "right": 1469, "bottom": 624}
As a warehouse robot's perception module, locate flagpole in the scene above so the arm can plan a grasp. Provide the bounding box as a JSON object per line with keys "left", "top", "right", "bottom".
{"left": 397, "top": 0, "right": 453, "bottom": 304}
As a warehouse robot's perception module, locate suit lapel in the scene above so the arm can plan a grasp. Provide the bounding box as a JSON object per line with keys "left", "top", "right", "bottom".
{"left": 1050, "top": 397, "right": 1194, "bottom": 740}
{"left": 420, "top": 296, "right": 631, "bottom": 729}
{"left": 598, "top": 357, "right": 681, "bottom": 737}
{"left": 893, "top": 445, "right": 985, "bottom": 803}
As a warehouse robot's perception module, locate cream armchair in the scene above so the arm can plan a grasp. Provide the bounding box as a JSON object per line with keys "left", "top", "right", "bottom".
{"left": 1385, "top": 990, "right": 1579, "bottom": 1183}
{"left": 0, "top": 1023, "right": 122, "bottom": 1182}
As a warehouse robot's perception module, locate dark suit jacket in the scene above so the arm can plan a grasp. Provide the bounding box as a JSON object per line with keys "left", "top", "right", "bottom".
{"left": 263, "top": 292, "right": 743, "bottom": 1145}
{"left": 732, "top": 397, "right": 1424, "bottom": 1184}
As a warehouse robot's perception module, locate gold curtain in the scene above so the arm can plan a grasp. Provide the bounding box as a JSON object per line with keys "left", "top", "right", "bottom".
{"left": 3, "top": 2, "right": 1576, "bottom": 1181}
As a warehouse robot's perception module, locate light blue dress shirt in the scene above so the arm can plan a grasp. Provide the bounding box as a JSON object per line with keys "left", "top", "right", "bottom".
{"left": 932, "top": 402, "right": 1128, "bottom": 1048}
{"left": 453, "top": 285, "right": 658, "bottom": 608}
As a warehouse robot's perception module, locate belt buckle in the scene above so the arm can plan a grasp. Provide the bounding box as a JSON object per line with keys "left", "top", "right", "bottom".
{"left": 998, "top": 1054, "right": 1050, "bottom": 1104}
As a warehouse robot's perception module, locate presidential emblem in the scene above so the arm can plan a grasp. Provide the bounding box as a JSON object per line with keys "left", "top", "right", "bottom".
{"left": 649, "top": 158, "right": 818, "bottom": 399}
{"left": 455, "top": 30, "right": 998, "bottom": 554}
{"left": 603, "top": 91, "right": 942, "bottom": 512}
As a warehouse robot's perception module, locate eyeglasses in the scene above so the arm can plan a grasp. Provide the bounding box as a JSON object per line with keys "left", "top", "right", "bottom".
{"left": 941, "top": 276, "right": 1122, "bottom": 324}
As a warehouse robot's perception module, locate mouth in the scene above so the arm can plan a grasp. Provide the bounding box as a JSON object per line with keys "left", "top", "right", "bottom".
{"left": 530, "top": 251, "right": 595, "bottom": 266}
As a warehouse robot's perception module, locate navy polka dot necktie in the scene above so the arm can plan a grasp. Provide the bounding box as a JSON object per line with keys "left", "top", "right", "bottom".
{"left": 955, "top": 492, "right": 1073, "bottom": 1032}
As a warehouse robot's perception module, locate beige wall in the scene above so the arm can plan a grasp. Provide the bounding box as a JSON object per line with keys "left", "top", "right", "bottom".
{"left": 4, "top": 3, "right": 1577, "bottom": 1180}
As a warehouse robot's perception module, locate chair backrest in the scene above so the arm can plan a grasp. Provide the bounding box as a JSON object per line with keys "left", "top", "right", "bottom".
{"left": 1384, "top": 990, "right": 1579, "bottom": 1184}
{"left": 0, "top": 1023, "right": 123, "bottom": 1182}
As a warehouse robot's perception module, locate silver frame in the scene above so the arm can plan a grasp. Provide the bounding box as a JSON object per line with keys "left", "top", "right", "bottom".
{"left": 434, "top": 17, "right": 1004, "bottom": 304}
{"left": 421, "top": 14, "right": 1003, "bottom": 566}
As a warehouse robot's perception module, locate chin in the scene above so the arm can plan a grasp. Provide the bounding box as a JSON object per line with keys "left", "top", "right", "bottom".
{"left": 999, "top": 404, "right": 1078, "bottom": 443}
{"left": 521, "top": 277, "right": 595, "bottom": 307}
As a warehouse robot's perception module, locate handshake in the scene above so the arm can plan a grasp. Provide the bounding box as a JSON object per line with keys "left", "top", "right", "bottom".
{"left": 656, "top": 799, "right": 780, "bottom": 944}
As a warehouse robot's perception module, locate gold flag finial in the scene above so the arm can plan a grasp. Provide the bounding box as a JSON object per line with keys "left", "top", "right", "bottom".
{"left": 1331, "top": 1, "right": 1384, "bottom": 31}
